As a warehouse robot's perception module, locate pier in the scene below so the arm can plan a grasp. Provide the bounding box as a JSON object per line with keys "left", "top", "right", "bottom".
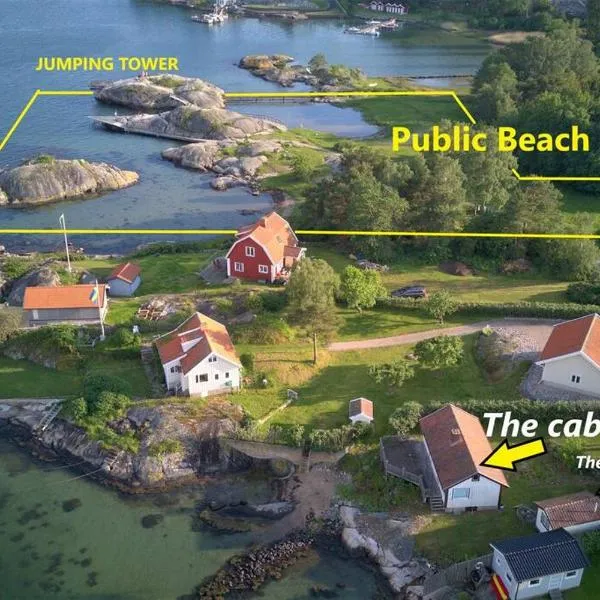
{"left": 89, "top": 116, "right": 206, "bottom": 143}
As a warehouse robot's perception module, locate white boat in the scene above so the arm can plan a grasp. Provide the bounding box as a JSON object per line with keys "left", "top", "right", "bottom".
{"left": 345, "top": 25, "right": 380, "bottom": 36}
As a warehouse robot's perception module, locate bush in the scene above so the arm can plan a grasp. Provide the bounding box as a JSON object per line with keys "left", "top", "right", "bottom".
{"left": 378, "top": 297, "right": 600, "bottom": 320}
{"left": 244, "top": 292, "right": 264, "bottom": 313}
{"left": 89, "top": 391, "right": 130, "bottom": 419}
{"left": 389, "top": 402, "right": 423, "bottom": 438}
{"left": 583, "top": 531, "right": 600, "bottom": 556}
{"left": 83, "top": 373, "right": 131, "bottom": 406}
{"left": 0, "top": 310, "right": 21, "bottom": 344}
{"left": 260, "top": 290, "right": 287, "bottom": 312}
{"left": 369, "top": 359, "right": 415, "bottom": 392}
{"left": 425, "top": 290, "right": 458, "bottom": 324}
{"left": 214, "top": 297, "right": 234, "bottom": 315}
{"left": 414, "top": 336, "right": 464, "bottom": 370}
{"left": 63, "top": 396, "right": 88, "bottom": 421}
{"left": 240, "top": 352, "right": 255, "bottom": 373}
{"left": 147, "top": 439, "right": 183, "bottom": 457}
{"left": 108, "top": 327, "right": 140, "bottom": 349}
{"left": 566, "top": 281, "right": 600, "bottom": 305}
{"left": 553, "top": 438, "right": 586, "bottom": 473}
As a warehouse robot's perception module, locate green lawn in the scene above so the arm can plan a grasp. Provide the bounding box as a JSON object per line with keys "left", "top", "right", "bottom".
{"left": 263, "top": 334, "right": 527, "bottom": 432}
{"left": 415, "top": 450, "right": 598, "bottom": 565}
{"left": 78, "top": 251, "right": 214, "bottom": 295}
{"left": 0, "top": 352, "right": 151, "bottom": 399}
{"left": 310, "top": 246, "right": 570, "bottom": 304}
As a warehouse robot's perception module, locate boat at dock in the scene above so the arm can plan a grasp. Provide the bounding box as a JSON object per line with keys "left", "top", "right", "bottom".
{"left": 344, "top": 25, "right": 380, "bottom": 36}
{"left": 191, "top": 0, "right": 229, "bottom": 24}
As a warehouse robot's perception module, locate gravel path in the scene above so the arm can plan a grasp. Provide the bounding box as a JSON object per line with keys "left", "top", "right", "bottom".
{"left": 328, "top": 319, "right": 558, "bottom": 352}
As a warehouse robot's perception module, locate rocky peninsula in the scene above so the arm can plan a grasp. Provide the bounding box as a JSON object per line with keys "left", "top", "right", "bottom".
{"left": 0, "top": 156, "right": 138, "bottom": 206}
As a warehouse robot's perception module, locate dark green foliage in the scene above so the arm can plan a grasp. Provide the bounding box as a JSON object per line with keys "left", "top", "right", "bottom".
{"left": 132, "top": 240, "right": 226, "bottom": 257}
{"left": 414, "top": 335, "right": 464, "bottom": 369}
{"left": 0, "top": 310, "right": 21, "bottom": 344}
{"left": 82, "top": 373, "right": 131, "bottom": 406}
{"left": 425, "top": 290, "right": 458, "bottom": 324}
{"left": 63, "top": 397, "right": 87, "bottom": 421}
{"left": 566, "top": 281, "right": 600, "bottom": 304}
{"left": 240, "top": 352, "right": 255, "bottom": 373}
{"left": 369, "top": 359, "right": 415, "bottom": 392}
{"left": 388, "top": 402, "right": 423, "bottom": 438}
{"left": 259, "top": 290, "right": 287, "bottom": 312}
{"left": 583, "top": 530, "right": 600, "bottom": 556}
{"left": 340, "top": 265, "right": 385, "bottom": 311}
{"left": 90, "top": 391, "right": 129, "bottom": 419}
{"left": 553, "top": 438, "right": 586, "bottom": 473}
{"left": 232, "top": 315, "right": 295, "bottom": 345}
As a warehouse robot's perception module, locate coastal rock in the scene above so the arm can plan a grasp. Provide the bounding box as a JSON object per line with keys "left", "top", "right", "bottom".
{"left": 7, "top": 266, "right": 60, "bottom": 306}
{"left": 238, "top": 140, "right": 282, "bottom": 157}
{"left": 211, "top": 175, "right": 246, "bottom": 191}
{"left": 214, "top": 155, "right": 267, "bottom": 177}
{"left": 161, "top": 140, "right": 227, "bottom": 170}
{"left": 94, "top": 74, "right": 225, "bottom": 111}
{"left": 0, "top": 188, "right": 7, "bottom": 205}
{"left": 108, "top": 105, "right": 285, "bottom": 141}
{"left": 0, "top": 158, "right": 139, "bottom": 206}
{"left": 239, "top": 54, "right": 316, "bottom": 87}
{"left": 341, "top": 527, "right": 365, "bottom": 553}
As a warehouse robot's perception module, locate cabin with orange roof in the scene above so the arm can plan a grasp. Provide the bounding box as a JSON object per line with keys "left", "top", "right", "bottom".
{"left": 23, "top": 284, "right": 108, "bottom": 326}
{"left": 536, "top": 314, "right": 600, "bottom": 396}
{"left": 106, "top": 262, "right": 142, "bottom": 297}
{"left": 225, "top": 212, "right": 306, "bottom": 283}
{"left": 154, "top": 312, "right": 241, "bottom": 397}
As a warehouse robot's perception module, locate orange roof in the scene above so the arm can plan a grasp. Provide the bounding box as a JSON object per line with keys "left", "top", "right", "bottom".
{"left": 23, "top": 284, "right": 107, "bottom": 310}
{"left": 349, "top": 397, "right": 373, "bottom": 418}
{"left": 420, "top": 404, "right": 508, "bottom": 489}
{"left": 229, "top": 212, "right": 298, "bottom": 265}
{"left": 108, "top": 262, "right": 141, "bottom": 284}
{"left": 540, "top": 314, "right": 600, "bottom": 366}
{"left": 154, "top": 312, "right": 241, "bottom": 373}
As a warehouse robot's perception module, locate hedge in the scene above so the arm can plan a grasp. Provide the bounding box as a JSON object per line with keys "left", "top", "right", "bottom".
{"left": 424, "top": 398, "right": 600, "bottom": 425}
{"left": 377, "top": 297, "right": 600, "bottom": 320}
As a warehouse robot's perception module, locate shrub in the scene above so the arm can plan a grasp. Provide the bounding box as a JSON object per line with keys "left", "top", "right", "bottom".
{"left": 244, "top": 292, "right": 264, "bottom": 313}
{"left": 240, "top": 352, "right": 255, "bottom": 373}
{"left": 260, "top": 290, "right": 286, "bottom": 312}
{"left": 83, "top": 373, "right": 131, "bottom": 405}
{"left": 0, "top": 310, "right": 21, "bottom": 344}
{"left": 108, "top": 327, "right": 140, "bottom": 349}
{"left": 63, "top": 396, "right": 88, "bottom": 421}
{"left": 553, "top": 438, "right": 586, "bottom": 473}
{"left": 369, "top": 359, "right": 415, "bottom": 392}
{"left": 414, "top": 336, "right": 464, "bottom": 370}
{"left": 388, "top": 402, "right": 423, "bottom": 438}
{"left": 340, "top": 265, "right": 385, "bottom": 312}
{"left": 89, "top": 391, "right": 130, "bottom": 419}
{"left": 566, "top": 281, "right": 600, "bottom": 305}
{"left": 214, "top": 297, "right": 234, "bottom": 315}
{"left": 583, "top": 531, "right": 600, "bottom": 556}
{"left": 425, "top": 290, "right": 458, "bottom": 324}
{"left": 148, "top": 439, "right": 183, "bottom": 457}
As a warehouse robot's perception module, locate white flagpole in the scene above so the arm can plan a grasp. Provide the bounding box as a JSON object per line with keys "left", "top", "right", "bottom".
{"left": 59, "top": 213, "right": 71, "bottom": 273}
{"left": 96, "top": 280, "right": 106, "bottom": 341}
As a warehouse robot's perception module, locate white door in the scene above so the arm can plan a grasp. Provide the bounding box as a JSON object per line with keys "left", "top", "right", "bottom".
{"left": 548, "top": 573, "right": 563, "bottom": 590}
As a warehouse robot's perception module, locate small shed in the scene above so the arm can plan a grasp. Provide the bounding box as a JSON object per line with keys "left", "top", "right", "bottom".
{"left": 349, "top": 397, "right": 373, "bottom": 425}
{"left": 491, "top": 528, "right": 589, "bottom": 600}
{"left": 535, "top": 491, "right": 600, "bottom": 535}
{"left": 107, "top": 262, "right": 141, "bottom": 297}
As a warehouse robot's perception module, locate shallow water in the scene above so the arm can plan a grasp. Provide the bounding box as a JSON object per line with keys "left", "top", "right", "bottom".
{"left": 0, "top": 0, "right": 490, "bottom": 252}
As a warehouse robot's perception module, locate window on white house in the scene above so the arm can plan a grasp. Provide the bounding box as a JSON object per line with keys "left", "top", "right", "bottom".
{"left": 245, "top": 246, "right": 255, "bottom": 257}
{"left": 196, "top": 374, "right": 208, "bottom": 383}
{"left": 234, "top": 262, "right": 244, "bottom": 272}
{"left": 566, "top": 571, "right": 577, "bottom": 578}
{"left": 225, "top": 372, "right": 230, "bottom": 378}
{"left": 506, "top": 572, "right": 512, "bottom": 582}
{"left": 452, "top": 488, "right": 470, "bottom": 499}
{"left": 170, "top": 366, "right": 181, "bottom": 373}
{"left": 258, "top": 265, "right": 269, "bottom": 274}
{"left": 208, "top": 356, "right": 217, "bottom": 363}
{"left": 529, "top": 579, "right": 541, "bottom": 587}
{"left": 540, "top": 511, "right": 550, "bottom": 530}
{"left": 571, "top": 375, "right": 581, "bottom": 384}
{"left": 472, "top": 474, "right": 480, "bottom": 481}
{"left": 215, "top": 373, "right": 219, "bottom": 380}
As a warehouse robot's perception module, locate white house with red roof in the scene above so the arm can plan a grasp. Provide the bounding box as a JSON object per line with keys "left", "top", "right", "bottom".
{"left": 106, "top": 262, "right": 142, "bottom": 297}
{"left": 154, "top": 312, "right": 242, "bottom": 397}
{"left": 536, "top": 314, "right": 600, "bottom": 396}
{"left": 420, "top": 404, "right": 509, "bottom": 513}
{"left": 226, "top": 212, "right": 306, "bottom": 283}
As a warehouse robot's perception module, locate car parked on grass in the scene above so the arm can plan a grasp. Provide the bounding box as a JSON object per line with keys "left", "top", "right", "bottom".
{"left": 391, "top": 285, "right": 427, "bottom": 299}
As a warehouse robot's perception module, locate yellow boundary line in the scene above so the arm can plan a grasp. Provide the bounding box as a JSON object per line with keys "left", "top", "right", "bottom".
{"left": 1, "top": 228, "right": 600, "bottom": 240}
{"left": 0, "top": 88, "right": 598, "bottom": 240}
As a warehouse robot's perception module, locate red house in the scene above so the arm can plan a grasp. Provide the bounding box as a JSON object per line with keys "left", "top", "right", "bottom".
{"left": 226, "top": 212, "right": 306, "bottom": 283}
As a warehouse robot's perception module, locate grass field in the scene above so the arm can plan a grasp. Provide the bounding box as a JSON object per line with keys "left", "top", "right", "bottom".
{"left": 0, "top": 352, "right": 152, "bottom": 399}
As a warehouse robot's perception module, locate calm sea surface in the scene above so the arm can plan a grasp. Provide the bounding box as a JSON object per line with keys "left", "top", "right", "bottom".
{"left": 0, "top": 0, "right": 490, "bottom": 252}
{"left": 0, "top": 4, "right": 489, "bottom": 597}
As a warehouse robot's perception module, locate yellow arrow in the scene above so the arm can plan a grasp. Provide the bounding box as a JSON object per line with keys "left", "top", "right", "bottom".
{"left": 481, "top": 438, "right": 547, "bottom": 472}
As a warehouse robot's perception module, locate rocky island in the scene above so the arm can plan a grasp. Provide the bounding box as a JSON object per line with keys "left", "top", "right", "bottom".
{"left": 0, "top": 156, "right": 139, "bottom": 206}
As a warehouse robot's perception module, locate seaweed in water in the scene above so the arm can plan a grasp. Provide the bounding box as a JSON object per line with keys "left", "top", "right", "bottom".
{"left": 141, "top": 514, "right": 164, "bottom": 529}
{"left": 86, "top": 571, "right": 99, "bottom": 587}
{"left": 10, "top": 532, "right": 25, "bottom": 543}
{"left": 79, "top": 547, "right": 87, "bottom": 554}
{"left": 62, "top": 498, "right": 82, "bottom": 513}
{"left": 80, "top": 558, "right": 92, "bottom": 568}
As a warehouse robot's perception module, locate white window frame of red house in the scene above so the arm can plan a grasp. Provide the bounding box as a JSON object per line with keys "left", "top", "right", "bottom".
{"left": 245, "top": 246, "right": 256, "bottom": 257}
{"left": 258, "top": 265, "right": 269, "bottom": 274}
{"left": 234, "top": 262, "right": 244, "bottom": 272}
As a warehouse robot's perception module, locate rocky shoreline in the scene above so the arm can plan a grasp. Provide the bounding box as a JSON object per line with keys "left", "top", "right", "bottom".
{"left": 0, "top": 157, "right": 138, "bottom": 207}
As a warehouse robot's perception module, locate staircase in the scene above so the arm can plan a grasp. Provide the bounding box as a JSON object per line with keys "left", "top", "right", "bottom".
{"left": 102, "top": 450, "right": 120, "bottom": 471}
{"left": 429, "top": 496, "right": 445, "bottom": 512}
{"left": 140, "top": 345, "right": 166, "bottom": 397}
{"left": 549, "top": 590, "right": 563, "bottom": 600}
{"left": 36, "top": 402, "right": 63, "bottom": 432}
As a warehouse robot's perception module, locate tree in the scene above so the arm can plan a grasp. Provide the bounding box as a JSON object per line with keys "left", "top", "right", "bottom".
{"left": 589, "top": 0, "right": 600, "bottom": 50}
{"left": 340, "top": 265, "right": 385, "bottom": 311}
{"left": 388, "top": 402, "right": 423, "bottom": 439}
{"left": 0, "top": 309, "right": 21, "bottom": 344}
{"left": 292, "top": 153, "right": 312, "bottom": 181}
{"left": 286, "top": 258, "right": 340, "bottom": 363}
{"left": 425, "top": 290, "right": 458, "bottom": 325}
{"left": 369, "top": 359, "right": 415, "bottom": 392}
{"left": 414, "top": 335, "right": 464, "bottom": 370}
